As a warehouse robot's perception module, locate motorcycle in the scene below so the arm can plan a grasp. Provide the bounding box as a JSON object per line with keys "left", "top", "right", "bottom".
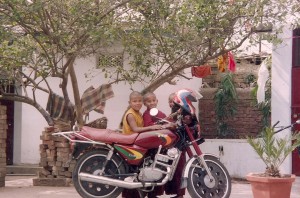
{"left": 53, "top": 90, "right": 232, "bottom": 198}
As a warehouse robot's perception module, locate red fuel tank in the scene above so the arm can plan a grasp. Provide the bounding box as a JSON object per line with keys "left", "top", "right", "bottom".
{"left": 134, "top": 129, "right": 178, "bottom": 149}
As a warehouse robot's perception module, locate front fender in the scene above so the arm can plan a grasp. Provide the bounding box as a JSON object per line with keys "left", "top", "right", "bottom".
{"left": 180, "top": 153, "right": 219, "bottom": 189}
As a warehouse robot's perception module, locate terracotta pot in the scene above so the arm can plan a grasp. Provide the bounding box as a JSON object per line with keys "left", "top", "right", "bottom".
{"left": 246, "top": 173, "right": 296, "bottom": 198}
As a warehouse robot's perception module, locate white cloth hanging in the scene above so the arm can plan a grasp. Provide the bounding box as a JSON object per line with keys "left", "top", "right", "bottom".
{"left": 257, "top": 60, "right": 269, "bottom": 103}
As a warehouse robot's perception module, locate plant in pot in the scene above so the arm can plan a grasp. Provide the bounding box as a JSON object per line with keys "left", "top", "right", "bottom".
{"left": 246, "top": 119, "right": 300, "bottom": 198}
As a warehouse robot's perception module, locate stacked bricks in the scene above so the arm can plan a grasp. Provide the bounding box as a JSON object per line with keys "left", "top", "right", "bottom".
{"left": 33, "top": 126, "right": 74, "bottom": 186}
{"left": 199, "top": 88, "right": 264, "bottom": 139}
{"left": 0, "top": 105, "right": 7, "bottom": 187}
{"left": 34, "top": 117, "right": 107, "bottom": 186}
{"left": 199, "top": 58, "right": 267, "bottom": 138}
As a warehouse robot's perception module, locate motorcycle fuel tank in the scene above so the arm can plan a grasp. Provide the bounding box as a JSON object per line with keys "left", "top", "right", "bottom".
{"left": 134, "top": 129, "right": 178, "bottom": 149}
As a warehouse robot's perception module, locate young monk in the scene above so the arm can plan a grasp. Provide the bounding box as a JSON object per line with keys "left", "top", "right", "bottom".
{"left": 164, "top": 92, "right": 186, "bottom": 198}
{"left": 143, "top": 92, "right": 167, "bottom": 126}
{"left": 122, "top": 91, "right": 161, "bottom": 198}
{"left": 122, "top": 91, "right": 161, "bottom": 135}
{"left": 142, "top": 92, "right": 167, "bottom": 198}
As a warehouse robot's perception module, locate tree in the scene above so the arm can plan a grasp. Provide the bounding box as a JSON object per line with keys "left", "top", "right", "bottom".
{"left": 106, "top": 0, "right": 299, "bottom": 94}
{"left": 0, "top": 0, "right": 132, "bottom": 126}
{"left": 0, "top": 0, "right": 298, "bottom": 127}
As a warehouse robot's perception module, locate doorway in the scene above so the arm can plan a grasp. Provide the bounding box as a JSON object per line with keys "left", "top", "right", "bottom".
{"left": 1, "top": 99, "right": 14, "bottom": 165}
{"left": 0, "top": 80, "right": 15, "bottom": 165}
{"left": 292, "top": 28, "right": 300, "bottom": 176}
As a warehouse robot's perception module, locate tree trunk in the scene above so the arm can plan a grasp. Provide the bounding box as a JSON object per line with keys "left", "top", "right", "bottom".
{"left": 0, "top": 95, "right": 54, "bottom": 126}
{"left": 69, "top": 61, "right": 84, "bottom": 127}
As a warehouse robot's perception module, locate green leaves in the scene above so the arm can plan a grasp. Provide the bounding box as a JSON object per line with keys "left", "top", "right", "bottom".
{"left": 247, "top": 126, "right": 300, "bottom": 177}
{"left": 0, "top": 0, "right": 299, "bottom": 125}
{"left": 214, "top": 72, "right": 238, "bottom": 137}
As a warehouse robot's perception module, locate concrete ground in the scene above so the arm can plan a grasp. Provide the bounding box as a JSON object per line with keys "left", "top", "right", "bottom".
{"left": 0, "top": 175, "right": 299, "bottom": 198}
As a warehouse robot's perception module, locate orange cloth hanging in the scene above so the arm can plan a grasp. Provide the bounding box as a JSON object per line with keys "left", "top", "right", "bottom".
{"left": 217, "top": 54, "right": 227, "bottom": 72}
{"left": 191, "top": 65, "right": 212, "bottom": 78}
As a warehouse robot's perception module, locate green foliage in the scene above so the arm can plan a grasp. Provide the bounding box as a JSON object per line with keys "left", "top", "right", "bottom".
{"left": 0, "top": 0, "right": 299, "bottom": 125}
{"left": 247, "top": 126, "right": 300, "bottom": 177}
{"left": 245, "top": 73, "right": 256, "bottom": 85}
{"left": 214, "top": 72, "right": 238, "bottom": 137}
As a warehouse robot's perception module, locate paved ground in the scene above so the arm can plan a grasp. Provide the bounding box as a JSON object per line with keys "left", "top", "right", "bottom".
{"left": 0, "top": 175, "right": 299, "bottom": 198}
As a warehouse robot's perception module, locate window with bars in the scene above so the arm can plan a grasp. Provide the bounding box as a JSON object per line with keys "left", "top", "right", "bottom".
{"left": 97, "top": 53, "right": 124, "bottom": 68}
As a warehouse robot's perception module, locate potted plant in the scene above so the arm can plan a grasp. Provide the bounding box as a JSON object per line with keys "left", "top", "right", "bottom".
{"left": 246, "top": 120, "right": 300, "bottom": 198}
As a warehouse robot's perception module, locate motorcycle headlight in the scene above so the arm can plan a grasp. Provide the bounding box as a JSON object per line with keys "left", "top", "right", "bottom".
{"left": 167, "top": 148, "right": 179, "bottom": 158}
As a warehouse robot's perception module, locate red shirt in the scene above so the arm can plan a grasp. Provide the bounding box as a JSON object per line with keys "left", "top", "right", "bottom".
{"left": 143, "top": 109, "right": 166, "bottom": 127}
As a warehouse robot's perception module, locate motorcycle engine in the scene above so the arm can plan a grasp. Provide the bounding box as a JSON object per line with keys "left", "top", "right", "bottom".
{"left": 138, "top": 157, "right": 163, "bottom": 182}
{"left": 138, "top": 166, "right": 163, "bottom": 182}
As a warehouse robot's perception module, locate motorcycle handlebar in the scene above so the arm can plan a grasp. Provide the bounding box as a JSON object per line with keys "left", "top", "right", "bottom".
{"left": 273, "top": 121, "right": 280, "bottom": 128}
{"left": 274, "top": 119, "right": 300, "bottom": 134}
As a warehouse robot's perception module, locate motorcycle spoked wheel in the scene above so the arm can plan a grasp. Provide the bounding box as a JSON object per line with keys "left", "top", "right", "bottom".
{"left": 187, "top": 155, "right": 231, "bottom": 198}
{"left": 73, "top": 149, "right": 126, "bottom": 198}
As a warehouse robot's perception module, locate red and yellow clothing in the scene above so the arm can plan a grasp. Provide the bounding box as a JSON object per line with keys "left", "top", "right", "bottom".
{"left": 122, "top": 108, "right": 143, "bottom": 135}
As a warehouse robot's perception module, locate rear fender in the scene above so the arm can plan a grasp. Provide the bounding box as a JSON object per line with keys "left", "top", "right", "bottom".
{"left": 180, "top": 153, "right": 219, "bottom": 189}
{"left": 73, "top": 143, "right": 109, "bottom": 159}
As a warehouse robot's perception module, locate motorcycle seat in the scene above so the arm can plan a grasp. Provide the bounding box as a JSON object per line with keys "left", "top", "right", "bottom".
{"left": 76, "top": 126, "right": 139, "bottom": 144}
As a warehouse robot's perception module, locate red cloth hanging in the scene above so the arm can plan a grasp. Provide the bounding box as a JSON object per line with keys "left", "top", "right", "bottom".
{"left": 191, "top": 65, "right": 212, "bottom": 78}
{"left": 228, "top": 52, "right": 236, "bottom": 72}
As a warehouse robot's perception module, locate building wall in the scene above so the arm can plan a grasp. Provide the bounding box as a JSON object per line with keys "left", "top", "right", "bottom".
{"left": 199, "top": 88, "right": 264, "bottom": 139}
{"left": 271, "top": 27, "right": 293, "bottom": 174}
{"left": 13, "top": 55, "right": 202, "bottom": 164}
{"left": 199, "top": 59, "right": 267, "bottom": 138}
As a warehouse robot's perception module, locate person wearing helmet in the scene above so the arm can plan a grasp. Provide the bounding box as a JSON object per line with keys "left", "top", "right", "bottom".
{"left": 174, "top": 89, "right": 202, "bottom": 138}
{"left": 173, "top": 88, "right": 201, "bottom": 116}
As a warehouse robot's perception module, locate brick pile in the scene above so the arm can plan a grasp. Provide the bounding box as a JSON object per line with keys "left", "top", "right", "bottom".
{"left": 34, "top": 117, "right": 107, "bottom": 186}
{"left": 33, "top": 126, "right": 75, "bottom": 186}
{"left": 0, "top": 105, "right": 7, "bottom": 187}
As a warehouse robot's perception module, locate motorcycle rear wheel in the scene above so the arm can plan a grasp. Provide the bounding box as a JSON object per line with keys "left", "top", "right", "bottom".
{"left": 73, "top": 149, "right": 125, "bottom": 198}
{"left": 187, "top": 155, "right": 231, "bottom": 198}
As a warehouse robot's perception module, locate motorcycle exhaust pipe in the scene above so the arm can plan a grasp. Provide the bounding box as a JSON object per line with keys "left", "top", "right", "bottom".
{"left": 78, "top": 168, "right": 170, "bottom": 189}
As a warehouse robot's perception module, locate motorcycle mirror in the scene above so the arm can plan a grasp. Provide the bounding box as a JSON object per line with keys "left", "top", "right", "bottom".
{"left": 150, "top": 108, "right": 159, "bottom": 116}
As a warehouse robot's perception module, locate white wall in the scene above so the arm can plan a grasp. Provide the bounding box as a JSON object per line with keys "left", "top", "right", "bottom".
{"left": 271, "top": 27, "right": 293, "bottom": 174}
{"left": 13, "top": 55, "right": 202, "bottom": 164}
{"left": 201, "top": 139, "right": 266, "bottom": 178}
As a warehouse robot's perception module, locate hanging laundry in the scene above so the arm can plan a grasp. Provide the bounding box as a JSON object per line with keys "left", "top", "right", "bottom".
{"left": 257, "top": 60, "right": 269, "bottom": 103}
{"left": 191, "top": 65, "right": 212, "bottom": 78}
{"left": 81, "top": 84, "right": 114, "bottom": 115}
{"left": 46, "top": 93, "right": 75, "bottom": 122}
{"left": 217, "top": 54, "right": 227, "bottom": 72}
{"left": 228, "top": 52, "right": 236, "bottom": 72}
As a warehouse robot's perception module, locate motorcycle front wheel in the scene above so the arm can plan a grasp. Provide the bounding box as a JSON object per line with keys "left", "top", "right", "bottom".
{"left": 187, "top": 155, "right": 231, "bottom": 198}
{"left": 73, "top": 149, "right": 126, "bottom": 198}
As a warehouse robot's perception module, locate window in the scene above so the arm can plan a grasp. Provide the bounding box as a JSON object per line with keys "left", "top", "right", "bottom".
{"left": 97, "top": 53, "right": 123, "bottom": 68}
